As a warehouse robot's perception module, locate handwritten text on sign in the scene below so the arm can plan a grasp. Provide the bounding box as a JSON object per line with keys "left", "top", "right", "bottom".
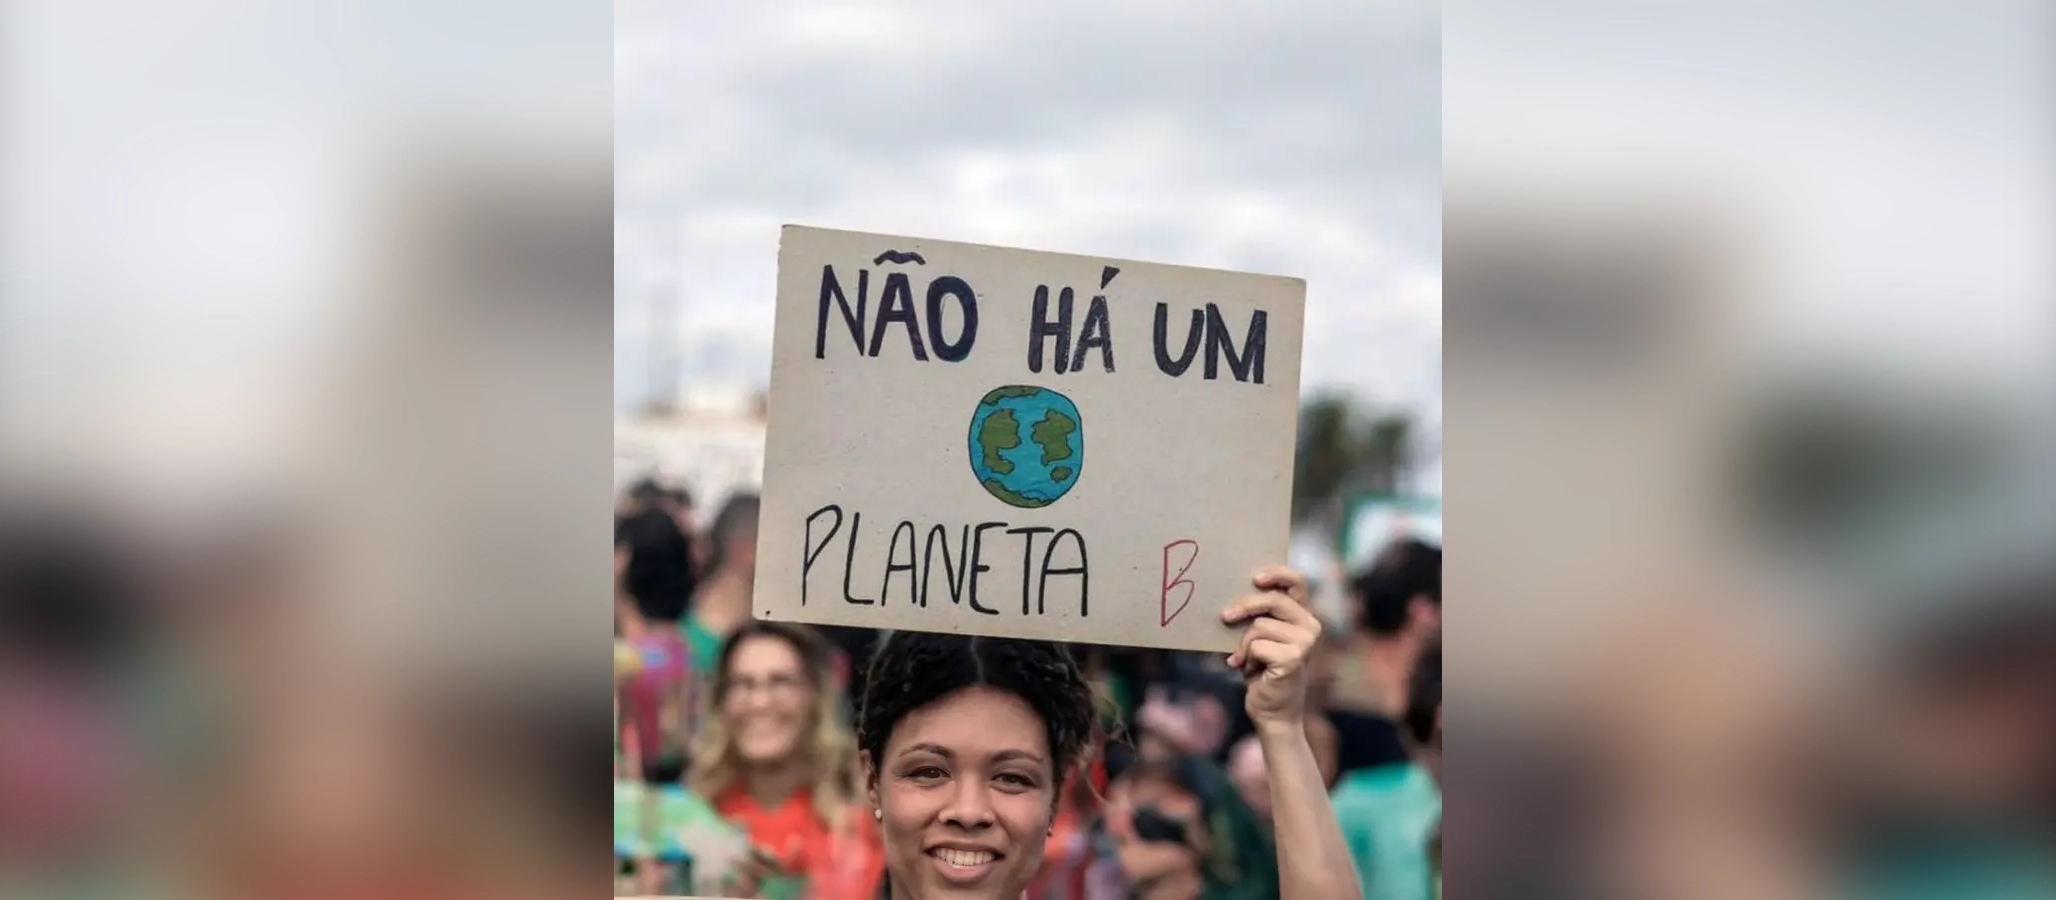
{"left": 755, "top": 226, "right": 1304, "bottom": 651}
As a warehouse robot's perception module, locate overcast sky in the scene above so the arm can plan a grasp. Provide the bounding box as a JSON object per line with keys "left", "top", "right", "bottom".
{"left": 1450, "top": 0, "right": 2051, "bottom": 380}
{"left": 613, "top": 0, "right": 1443, "bottom": 424}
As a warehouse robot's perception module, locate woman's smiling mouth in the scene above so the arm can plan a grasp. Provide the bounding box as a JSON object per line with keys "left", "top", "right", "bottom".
{"left": 932, "top": 848, "right": 996, "bottom": 867}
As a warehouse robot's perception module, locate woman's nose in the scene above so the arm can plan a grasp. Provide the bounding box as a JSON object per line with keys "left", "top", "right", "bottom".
{"left": 940, "top": 778, "right": 995, "bottom": 829}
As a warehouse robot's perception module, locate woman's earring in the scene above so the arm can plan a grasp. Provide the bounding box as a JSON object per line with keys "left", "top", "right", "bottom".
{"left": 874, "top": 808, "right": 883, "bottom": 822}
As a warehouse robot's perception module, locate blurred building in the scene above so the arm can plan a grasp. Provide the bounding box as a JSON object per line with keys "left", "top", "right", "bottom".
{"left": 614, "top": 383, "right": 766, "bottom": 525}
{"left": 1339, "top": 494, "right": 1443, "bottom": 572}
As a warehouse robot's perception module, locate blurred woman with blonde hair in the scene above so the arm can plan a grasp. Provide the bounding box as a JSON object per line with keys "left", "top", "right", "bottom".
{"left": 689, "top": 621, "right": 880, "bottom": 900}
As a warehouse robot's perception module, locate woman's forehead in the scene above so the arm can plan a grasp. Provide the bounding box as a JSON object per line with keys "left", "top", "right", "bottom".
{"left": 729, "top": 634, "right": 803, "bottom": 670}
{"left": 888, "top": 685, "right": 1048, "bottom": 755}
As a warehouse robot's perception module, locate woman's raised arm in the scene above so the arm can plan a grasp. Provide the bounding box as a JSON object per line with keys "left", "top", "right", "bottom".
{"left": 1223, "top": 566, "right": 1363, "bottom": 900}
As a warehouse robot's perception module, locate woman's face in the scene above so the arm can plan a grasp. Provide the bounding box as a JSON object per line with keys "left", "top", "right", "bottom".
{"left": 720, "top": 635, "right": 815, "bottom": 765}
{"left": 867, "top": 685, "right": 1054, "bottom": 900}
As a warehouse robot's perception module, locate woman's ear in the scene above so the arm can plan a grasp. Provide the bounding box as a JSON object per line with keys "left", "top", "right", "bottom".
{"left": 1046, "top": 772, "right": 1070, "bottom": 835}
{"left": 859, "top": 749, "right": 879, "bottom": 808}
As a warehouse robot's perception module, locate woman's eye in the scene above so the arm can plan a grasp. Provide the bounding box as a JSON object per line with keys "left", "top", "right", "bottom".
{"left": 995, "top": 772, "right": 1036, "bottom": 788}
{"left": 908, "top": 766, "right": 947, "bottom": 781}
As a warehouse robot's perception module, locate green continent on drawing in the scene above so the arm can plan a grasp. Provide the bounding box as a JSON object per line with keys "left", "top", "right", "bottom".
{"left": 977, "top": 409, "right": 1021, "bottom": 475}
{"left": 1030, "top": 411, "right": 1078, "bottom": 466}
{"left": 980, "top": 478, "right": 1038, "bottom": 508}
{"left": 966, "top": 385, "right": 1086, "bottom": 509}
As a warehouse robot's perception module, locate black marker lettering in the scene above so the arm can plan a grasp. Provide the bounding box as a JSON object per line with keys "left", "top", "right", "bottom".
{"left": 878, "top": 520, "right": 918, "bottom": 606}
{"left": 1028, "top": 285, "right": 1074, "bottom": 374}
{"left": 815, "top": 266, "right": 869, "bottom": 360}
{"left": 869, "top": 272, "right": 929, "bottom": 360}
{"left": 1072, "top": 295, "right": 1115, "bottom": 373}
{"left": 925, "top": 276, "right": 979, "bottom": 363}
{"left": 920, "top": 524, "right": 969, "bottom": 607}
{"left": 1006, "top": 526, "right": 1055, "bottom": 615}
{"left": 1039, "top": 528, "right": 1089, "bottom": 616}
{"left": 967, "top": 522, "right": 1007, "bottom": 615}
{"left": 841, "top": 512, "right": 874, "bottom": 605}
{"left": 1205, "top": 304, "right": 1267, "bottom": 383}
{"left": 799, "top": 504, "right": 843, "bottom": 606}
{"left": 1153, "top": 303, "right": 1204, "bottom": 376}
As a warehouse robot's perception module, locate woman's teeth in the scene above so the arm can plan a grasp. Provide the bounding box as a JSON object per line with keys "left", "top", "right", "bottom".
{"left": 933, "top": 849, "right": 995, "bottom": 868}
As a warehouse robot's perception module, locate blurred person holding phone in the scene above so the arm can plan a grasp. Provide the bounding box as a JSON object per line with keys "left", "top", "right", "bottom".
{"left": 689, "top": 621, "right": 881, "bottom": 900}
{"left": 1104, "top": 753, "right": 1279, "bottom": 900}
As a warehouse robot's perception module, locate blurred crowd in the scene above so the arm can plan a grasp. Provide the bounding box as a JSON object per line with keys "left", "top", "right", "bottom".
{"left": 611, "top": 477, "right": 1445, "bottom": 900}
{"left": 3, "top": 465, "right": 2050, "bottom": 900}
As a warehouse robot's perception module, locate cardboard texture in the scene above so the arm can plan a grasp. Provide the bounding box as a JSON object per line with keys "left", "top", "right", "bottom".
{"left": 755, "top": 226, "right": 1304, "bottom": 651}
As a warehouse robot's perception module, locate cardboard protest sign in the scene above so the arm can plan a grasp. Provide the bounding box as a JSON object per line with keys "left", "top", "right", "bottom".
{"left": 754, "top": 226, "right": 1304, "bottom": 651}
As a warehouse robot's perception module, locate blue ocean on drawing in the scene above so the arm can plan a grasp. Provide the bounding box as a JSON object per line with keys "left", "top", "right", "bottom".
{"left": 966, "top": 385, "right": 1085, "bottom": 509}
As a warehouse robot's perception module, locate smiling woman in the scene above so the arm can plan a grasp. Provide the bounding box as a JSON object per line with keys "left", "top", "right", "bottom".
{"left": 688, "top": 622, "right": 882, "bottom": 900}
{"left": 856, "top": 634, "right": 1099, "bottom": 900}
{"left": 856, "top": 568, "right": 1362, "bottom": 900}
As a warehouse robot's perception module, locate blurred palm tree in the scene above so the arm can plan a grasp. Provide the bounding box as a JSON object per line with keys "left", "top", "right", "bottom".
{"left": 1293, "top": 393, "right": 1412, "bottom": 530}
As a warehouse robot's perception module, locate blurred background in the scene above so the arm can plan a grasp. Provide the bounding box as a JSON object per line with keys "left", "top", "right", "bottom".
{"left": 609, "top": 2, "right": 1442, "bottom": 898}
{"left": 2, "top": 0, "right": 2051, "bottom": 899}
{"left": 612, "top": 0, "right": 1444, "bottom": 622}
{"left": 1446, "top": 1, "right": 2056, "bottom": 898}
{"left": 2, "top": 0, "right": 614, "bottom": 897}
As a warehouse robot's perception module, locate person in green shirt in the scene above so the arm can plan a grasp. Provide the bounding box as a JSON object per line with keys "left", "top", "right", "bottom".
{"left": 683, "top": 493, "right": 761, "bottom": 680}
{"left": 1333, "top": 641, "right": 1440, "bottom": 900}
{"left": 1333, "top": 761, "right": 1439, "bottom": 900}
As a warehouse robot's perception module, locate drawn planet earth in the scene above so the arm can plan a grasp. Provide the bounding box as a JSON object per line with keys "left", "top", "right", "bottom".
{"left": 966, "top": 385, "right": 1084, "bottom": 508}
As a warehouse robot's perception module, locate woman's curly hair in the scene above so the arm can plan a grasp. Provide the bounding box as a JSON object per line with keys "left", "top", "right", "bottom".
{"left": 856, "top": 632, "right": 1097, "bottom": 787}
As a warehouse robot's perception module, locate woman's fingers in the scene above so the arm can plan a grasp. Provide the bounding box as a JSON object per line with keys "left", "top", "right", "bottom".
{"left": 1241, "top": 638, "right": 1304, "bottom": 676}
{"left": 1232, "top": 616, "right": 1304, "bottom": 658}
{"left": 1221, "top": 567, "right": 1318, "bottom": 667}
{"left": 1251, "top": 565, "right": 1309, "bottom": 603}
{"left": 1227, "top": 612, "right": 1318, "bottom": 669}
{"left": 1224, "top": 567, "right": 1316, "bottom": 618}
{"left": 1221, "top": 589, "right": 1318, "bottom": 629}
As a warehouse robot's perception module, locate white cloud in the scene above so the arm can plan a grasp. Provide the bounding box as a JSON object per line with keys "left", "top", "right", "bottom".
{"left": 615, "top": 0, "right": 1444, "bottom": 421}
{"left": 1447, "top": 0, "right": 2053, "bottom": 385}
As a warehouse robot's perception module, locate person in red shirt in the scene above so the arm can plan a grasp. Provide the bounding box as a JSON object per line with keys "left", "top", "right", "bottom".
{"left": 688, "top": 622, "right": 881, "bottom": 900}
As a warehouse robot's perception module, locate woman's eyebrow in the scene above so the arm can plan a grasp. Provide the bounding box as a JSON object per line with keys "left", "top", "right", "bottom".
{"left": 896, "top": 745, "right": 1047, "bottom": 765}
{"left": 991, "top": 749, "right": 1047, "bottom": 765}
